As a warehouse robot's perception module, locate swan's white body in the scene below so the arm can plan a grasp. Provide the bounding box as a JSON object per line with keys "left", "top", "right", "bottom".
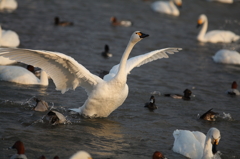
{"left": 212, "top": 49, "right": 240, "bottom": 65}
{"left": 206, "top": 0, "right": 233, "bottom": 3}
{"left": 151, "top": 0, "right": 182, "bottom": 16}
{"left": 70, "top": 151, "right": 92, "bottom": 159}
{"left": 0, "top": 31, "right": 181, "bottom": 118}
{"left": 0, "top": 0, "right": 17, "bottom": 11}
{"left": 197, "top": 14, "right": 240, "bottom": 43}
{"left": 0, "top": 26, "right": 20, "bottom": 47}
{"left": 0, "top": 66, "right": 49, "bottom": 85}
{"left": 173, "top": 127, "right": 221, "bottom": 159}
{"left": 0, "top": 56, "right": 16, "bottom": 65}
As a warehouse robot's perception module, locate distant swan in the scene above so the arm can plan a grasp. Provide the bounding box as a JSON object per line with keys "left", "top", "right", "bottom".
{"left": 212, "top": 49, "right": 240, "bottom": 65}
{"left": 173, "top": 127, "right": 221, "bottom": 159}
{"left": 0, "top": 65, "right": 49, "bottom": 86}
{"left": 0, "top": 31, "right": 181, "bottom": 118}
{"left": 206, "top": 0, "right": 233, "bottom": 4}
{"left": 151, "top": 0, "right": 182, "bottom": 16}
{"left": 0, "top": 0, "right": 17, "bottom": 11}
{"left": 197, "top": 14, "right": 240, "bottom": 43}
{"left": 0, "top": 25, "right": 20, "bottom": 47}
{"left": 70, "top": 151, "right": 92, "bottom": 159}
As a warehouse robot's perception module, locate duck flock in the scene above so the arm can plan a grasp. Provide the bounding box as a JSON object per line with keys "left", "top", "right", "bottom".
{"left": 0, "top": 0, "right": 240, "bottom": 159}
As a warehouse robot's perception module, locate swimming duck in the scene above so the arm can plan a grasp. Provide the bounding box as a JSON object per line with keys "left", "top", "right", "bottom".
{"left": 101, "top": 44, "right": 112, "bottom": 58}
{"left": 110, "top": 16, "right": 132, "bottom": 27}
{"left": 54, "top": 17, "right": 73, "bottom": 26}
{"left": 227, "top": 81, "right": 240, "bottom": 95}
{"left": 10, "top": 141, "right": 27, "bottom": 159}
{"left": 200, "top": 108, "right": 219, "bottom": 121}
{"left": 0, "top": 65, "right": 49, "bottom": 86}
{"left": 152, "top": 151, "right": 165, "bottom": 159}
{"left": 197, "top": 14, "right": 240, "bottom": 43}
{"left": 164, "top": 89, "right": 192, "bottom": 100}
{"left": 212, "top": 49, "right": 240, "bottom": 65}
{"left": 151, "top": 0, "right": 182, "bottom": 16}
{"left": 0, "top": 31, "right": 181, "bottom": 118}
{"left": 173, "top": 127, "right": 221, "bottom": 159}
{"left": 70, "top": 151, "right": 92, "bottom": 159}
{"left": 0, "top": 0, "right": 17, "bottom": 11}
{"left": 0, "top": 25, "right": 20, "bottom": 47}
{"left": 33, "top": 98, "right": 49, "bottom": 112}
{"left": 144, "top": 95, "right": 157, "bottom": 110}
{"left": 46, "top": 110, "right": 66, "bottom": 125}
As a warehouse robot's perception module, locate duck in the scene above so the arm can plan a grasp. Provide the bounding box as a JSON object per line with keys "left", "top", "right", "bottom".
{"left": 70, "top": 151, "right": 92, "bottom": 159}
{"left": 46, "top": 110, "right": 66, "bottom": 125}
{"left": 0, "top": 31, "right": 181, "bottom": 118}
{"left": 0, "top": 0, "right": 17, "bottom": 11}
{"left": 144, "top": 95, "right": 157, "bottom": 110}
{"left": 151, "top": 0, "right": 182, "bottom": 16}
{"left": 0, "top": 25, "right": 20, "bottom": 47}
{"left": 197, "top": 14, "right": 240, "bottom": 43}
{"left": 0, "top": 65, "right": 49, "bottom": 85}
{"left": 173, "top": 127, "right": 221, "bottom": 159}
{"left": 33, "top": 98, "right": 49, "bottom": 112}
{"left": 110, "top": 16, "right": 132, "bottom": 27}
{"left": 152, "top": 151, "right": 165, "bottom": 159}
{"left": 200, "top": 108, "right": 219, "bottom": 121}
{"left": 206, "top": 0, "right": 233, "bottom": 3}
{"left": 212, "top": 49, "right": 240, "bottom": 65}
{"left": 10, "top": 140, "right": 27, "bottom": 159}
{"left": 164, "top": 89, "right": 192, "bottom": 100}
{"left": 54, "top": 16, "right": 73, "bottom": 26}
{"left": 101, "top": 44, "right": 112, "bottom": 58}
{"left": 227, "top": 81, "right": 240, "bottom": 95}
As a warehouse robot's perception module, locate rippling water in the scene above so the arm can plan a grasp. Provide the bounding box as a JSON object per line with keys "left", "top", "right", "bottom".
{"left": 1, "top": 0, "right": 240, "bottom": 159}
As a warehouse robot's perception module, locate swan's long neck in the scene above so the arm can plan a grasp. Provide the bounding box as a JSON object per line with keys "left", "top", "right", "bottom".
{"left": 40, "top": 70, "right": 49, "bottom": 86}
{"left": 197, "top": 18, "right": 208, "bottom": 42}
{"left": 202, "top": 134, "right": 214, "bottom": 159}
{"left": 114, "top": 41, "right": 135, "bottom": 82}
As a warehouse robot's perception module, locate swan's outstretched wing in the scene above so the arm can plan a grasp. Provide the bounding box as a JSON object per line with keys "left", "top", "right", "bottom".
{"left": 104, "top": 48, "right": 182, "bottom": 80}
{"left": 0, "top": 48, "right": 103, "bottom": 94}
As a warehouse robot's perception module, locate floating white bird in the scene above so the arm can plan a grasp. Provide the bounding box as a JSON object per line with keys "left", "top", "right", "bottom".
{"left": 151, "top": 0, "right": 182, "bottom": 16}
{"left": 197, "top": 14, "right": 240, "bottom": 43}
{"left": 0, "top": 25, "right": 20, "bottom": 47}
{"left": 0, "top": 65, "right": 49, "bottom": 85}
{"left": 0, "top": 0, "right": 17, "bottom": 11}
{"left": 212, "top": 49, "right": 240, "bottom": 65}
{"left": 173, "top": 127, "right": 221, "bottom": 159}
{"left": 0, "top": 31, "right": 181, "bottom": 118}
{"left": 0, "top": 56, "right": 16, "bottom": 65}
{"left": 70, "top": 151, "right": 92, "bottom": 159}
{"left": 206, "top": 0, "right": 233, "bottom": 4}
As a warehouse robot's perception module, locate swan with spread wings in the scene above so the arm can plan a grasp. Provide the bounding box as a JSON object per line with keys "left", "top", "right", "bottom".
{"left": 0, "top": 31, "right": 181, "bottom": 118}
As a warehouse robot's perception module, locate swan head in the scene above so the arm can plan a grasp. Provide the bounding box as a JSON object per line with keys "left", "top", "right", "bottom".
{"left": 70, "top": 151, "right": 92, "bottom": 159}
{"left": 173, "top": 0, "right": 182, "bottom": 7}
{"left": 130, "top": 31, "right": 149, "bottom": 44}
{"left": 197, "top": 14, "right": 207, "bottom": 28}
{"left": 208, "top": 127, "right": 221, "bottom": 145}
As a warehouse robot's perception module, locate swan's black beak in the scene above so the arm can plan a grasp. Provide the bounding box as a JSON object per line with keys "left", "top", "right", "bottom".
{"left": 196, "top": 23, "right": 202, "bottom": 28}
{"left": 197, "top": 19, "right": 203, "bottom": 28}
{"left": 212, "top": 141, "right": 218, "bottom": 154}
{"left": 139, "top": 32, "right": 149, "bottom": 38}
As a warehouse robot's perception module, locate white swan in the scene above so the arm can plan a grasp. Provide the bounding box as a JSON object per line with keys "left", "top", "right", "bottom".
{"left": 0, "top": 25, "right": 20, "bottom": 47}
{"left": 0, "top": 56, "right": 16, "bottom": 65}
{"left": 151, "top": 0, "right": 182, "bottom": 16}
{"left": 206, "top": 0, "right": 233, "bottom": 4}
{"left": 173, "top": 127, "right": 221, "bottom": 159}
{"left": 0, "top": 31, "right": 181, "bottom": 118}
{"left": 70, "top": 151, "right": 92, "bottom": 159}
{"left": 212, "top": 49, "right": 240, "bottom": 65}
{"left": 0, "top": 65, "right": 49, "bottom": 85}
{"left": 0, "top": 0, "right": 17, "bottom": 11}
{"left": 197, "top": 14, "right": 240, "bottom": 43}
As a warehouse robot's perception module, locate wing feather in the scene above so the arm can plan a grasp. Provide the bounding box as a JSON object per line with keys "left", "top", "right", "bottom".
{"left": 104, "top": 48, "right": 181, "bottom": 80}
{"left": 0, "top": 48, "right": 103, "bottom": 94}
